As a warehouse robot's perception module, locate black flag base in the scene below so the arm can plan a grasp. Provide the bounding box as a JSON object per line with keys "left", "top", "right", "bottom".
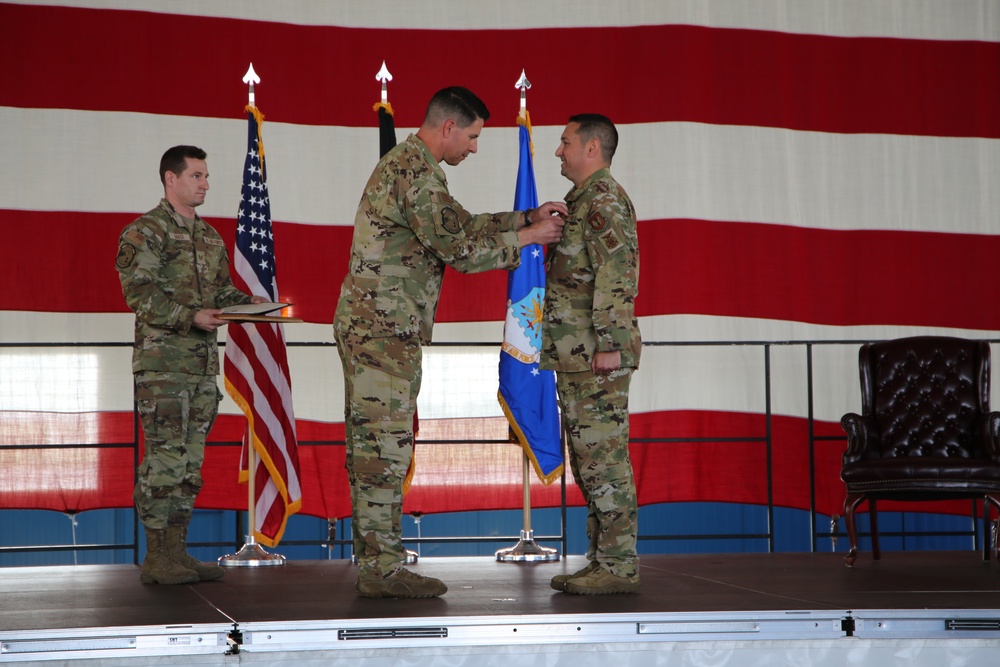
{"left": 218, "top": 534, "right": 287, "bottom": 567}
{"left": 495, "top": 529, "right": 560, "bottom": 562}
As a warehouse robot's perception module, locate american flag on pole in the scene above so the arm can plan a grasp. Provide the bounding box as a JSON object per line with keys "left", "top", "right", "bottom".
{"left": 223, "top": 105, "right": 302, "bottom": 547}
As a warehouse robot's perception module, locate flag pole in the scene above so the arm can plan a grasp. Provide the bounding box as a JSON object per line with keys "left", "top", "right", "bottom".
{"left": 218, "top": 62, "right": 287, "bottom": 568}
{"left": 358, "top": 60, "right": 418, "bottom": 565}
{"left": 496, "top": 69, "right": 560, "bottom": 564}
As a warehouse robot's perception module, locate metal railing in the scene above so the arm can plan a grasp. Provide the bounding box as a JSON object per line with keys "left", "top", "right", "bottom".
{"left": 1, "top": 337, "right": 995, "bottom": 564}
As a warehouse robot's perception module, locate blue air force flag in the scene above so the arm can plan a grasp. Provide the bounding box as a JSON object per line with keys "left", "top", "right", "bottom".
{"left": 498, "top": 120, "right": 563, "bottom": 484}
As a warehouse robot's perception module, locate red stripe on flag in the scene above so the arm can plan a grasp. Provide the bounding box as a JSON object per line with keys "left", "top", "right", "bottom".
{"left": 257, "top": 472, "right": 289, "bottom": 539}
{"left": 3, "top": 4, "right": 999, "bottom": 136}
{"left": 635, "top": 219, "right": 1000, "bottom": 330}
{"left": 226, "top": 325, "right": 293, "bottom": 484}
{"left": 6, "top": 208, "right": 1000, "bottom": 330}
{"left": 439, "top": 218, "right": 1000, "bottom": 330}
{"left": 0, "top": 209, "right": 351, "bottom": 321}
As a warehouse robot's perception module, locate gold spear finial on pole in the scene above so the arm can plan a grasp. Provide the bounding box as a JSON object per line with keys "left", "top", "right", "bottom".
{"left": 515, "top": 69, "right": 531, "bottom": 122}
{"left": 243, "top": 63, "right": 260, "bottom": 107}
{"left": 375, "top": 61, "right": 394, "bottom": 114}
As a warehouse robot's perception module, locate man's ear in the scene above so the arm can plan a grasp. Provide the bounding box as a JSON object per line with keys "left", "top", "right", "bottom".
{"left": 586, "top": 138, "right": 600, "bottom": 157}
{"left": 441, "top": 118, "right": 456, "bottom": 138}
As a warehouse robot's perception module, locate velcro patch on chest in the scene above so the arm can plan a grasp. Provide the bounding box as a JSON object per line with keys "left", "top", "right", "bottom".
{"left": 204, "top": 237, "right": 225, "bottom": 247}
{"left": 170, "top": 232, "right": 191, "bottom": 241}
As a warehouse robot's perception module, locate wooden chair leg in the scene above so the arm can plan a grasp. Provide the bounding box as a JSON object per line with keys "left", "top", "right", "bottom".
{"left": 985, "top": 495, "right": 1000, "bottom": 562}
{"left": 843, "top": 492, "right": 866, "bottom": 566}
{"left": 869, "top": 498, "right": 880, "bottom": 561}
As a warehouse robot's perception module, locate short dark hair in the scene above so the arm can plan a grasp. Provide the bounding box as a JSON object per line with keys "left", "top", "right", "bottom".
{"left": 159, "top": 145, "right": 207, "bottom": 185}
{"left": 568, "top": 114, "right": 618, "bottom": 163}
{"left": 424, "top": 86, "right": 491, "bottom": 129}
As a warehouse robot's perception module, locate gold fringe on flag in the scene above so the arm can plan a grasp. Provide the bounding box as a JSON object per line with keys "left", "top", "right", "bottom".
{"left": 245, "top": 105, "right": 266, "bottom": 164}
{"left": 498, "top": 390, "right": 564, "bottom": 486}
{"left": 517, "top": 108, "right": 534, "bottom": 156}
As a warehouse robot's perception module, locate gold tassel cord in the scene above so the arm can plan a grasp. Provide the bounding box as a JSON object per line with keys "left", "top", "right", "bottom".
{"left": 372, "top": 101, "right": 395, "bottom": 116}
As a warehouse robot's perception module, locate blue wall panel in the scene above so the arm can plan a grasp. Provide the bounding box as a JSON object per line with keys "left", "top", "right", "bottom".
{"left": 0, "top": 504, "right": 984, "bottom": 567}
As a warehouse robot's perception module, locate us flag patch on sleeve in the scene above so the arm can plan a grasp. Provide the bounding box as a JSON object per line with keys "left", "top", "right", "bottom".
{"left": 124, "top": 229, "right": 146, "bottom": 246}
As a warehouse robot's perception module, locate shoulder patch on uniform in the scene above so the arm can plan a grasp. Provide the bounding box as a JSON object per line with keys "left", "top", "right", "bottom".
{"left": 599, "top": 228, "right": 624, "bottom": 254}
{"left": 588, "top": 212, "right": 609, "bottom": 232}
{"left": 116, "top": 243, "right": 136, "bottom": 269}
{"left": 204, "top": 237, "right": 225, "bottom": 247}
{"left": 441, "top": 206, "right": 461, "bottom": 234}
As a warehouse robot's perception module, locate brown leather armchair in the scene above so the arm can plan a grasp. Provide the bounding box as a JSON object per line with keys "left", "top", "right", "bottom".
{"left": 840, "top": 336, "right": 1000, "bottom": 566}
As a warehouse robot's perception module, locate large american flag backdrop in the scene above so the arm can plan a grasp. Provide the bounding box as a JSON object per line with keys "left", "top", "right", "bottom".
{"left": 1, "top": 1, "right": 999, "bottom": 524}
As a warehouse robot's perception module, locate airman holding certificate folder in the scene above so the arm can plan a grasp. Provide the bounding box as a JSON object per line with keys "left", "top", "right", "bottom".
{"left": 115, "top": 145, "right": 266, "bottom": 585}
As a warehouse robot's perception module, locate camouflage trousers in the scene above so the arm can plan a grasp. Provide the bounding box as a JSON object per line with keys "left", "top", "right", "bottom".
{"left": 557, "top": 367, "right": 638, "bottom": 577}
{"left": 133, "top": 371, "right": 221, "bottom": 530}
{"left": 335, "top": 329, "right": 422, "bottom": 576}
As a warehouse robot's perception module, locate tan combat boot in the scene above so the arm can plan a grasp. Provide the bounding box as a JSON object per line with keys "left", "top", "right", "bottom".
{"left": 549, "top": 560, "right": 600, "bottom": 591}
{"left": 563, "top": 567, "right": 640, "bottom": 595}
{"left": 356, "top": 567, "right": 448, "bottom": 598}
{"left": 166, "top": 524, "right": 225, "bottom": 582}
{"left": 140, "top": 528, "right": 199, "bottom": 585}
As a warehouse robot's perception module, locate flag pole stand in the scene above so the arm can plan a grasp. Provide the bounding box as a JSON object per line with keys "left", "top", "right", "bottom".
{"left": 406, "top": 513, "right": 421, "bottom": 564}
{"left": 219, "top": 445, "right": 286, "bottom": 567}
{"left": 496, "top": 453, "right": 559, "bottom": 562}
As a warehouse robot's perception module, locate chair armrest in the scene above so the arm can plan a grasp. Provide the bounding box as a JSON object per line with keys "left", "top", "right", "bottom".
{"left": 987, "top": 412, "right": 1000, "bottom": 461}
{"left": 841, "top": 412, "right": 873, "bottom": 463}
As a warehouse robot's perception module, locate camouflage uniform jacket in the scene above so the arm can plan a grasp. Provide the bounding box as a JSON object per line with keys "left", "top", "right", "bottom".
{"left": 541, "top": 167, "right": 641, "bottom": 372}
{"left": 334, "top": 133, "right": 523, "bottom": 344}
{"left": 115, "top": 198, "right": 251, "bottom": 375}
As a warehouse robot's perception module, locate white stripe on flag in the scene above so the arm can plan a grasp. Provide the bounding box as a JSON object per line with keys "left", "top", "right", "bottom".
{"left": 22, "top": 0, "right": 1000, "bottom": 39}
{"left": 5, "top": 106, "right": 1000, "bottom": 236}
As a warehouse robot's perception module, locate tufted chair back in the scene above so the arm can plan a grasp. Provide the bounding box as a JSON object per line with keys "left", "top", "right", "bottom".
{"left": 840, "top": 336, "right": 1000, "bottom": 566}
{"left": 862, "top": 336, "right": 989, "bottom": 462}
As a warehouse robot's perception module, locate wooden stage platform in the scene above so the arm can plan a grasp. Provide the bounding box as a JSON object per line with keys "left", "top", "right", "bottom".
{"left": 3, "top": 552, "right": 1000, "bottom": 665}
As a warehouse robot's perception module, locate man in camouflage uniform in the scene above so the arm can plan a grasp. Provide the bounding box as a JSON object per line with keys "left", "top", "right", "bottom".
{"left": 334, "top": 87, "right": 567, "bottom": 598}
{"left": 116, "top": 146, "right": 262, "bottom": 585}
{"left": 541, "top": 115, "right": 642, "bottom": 595}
